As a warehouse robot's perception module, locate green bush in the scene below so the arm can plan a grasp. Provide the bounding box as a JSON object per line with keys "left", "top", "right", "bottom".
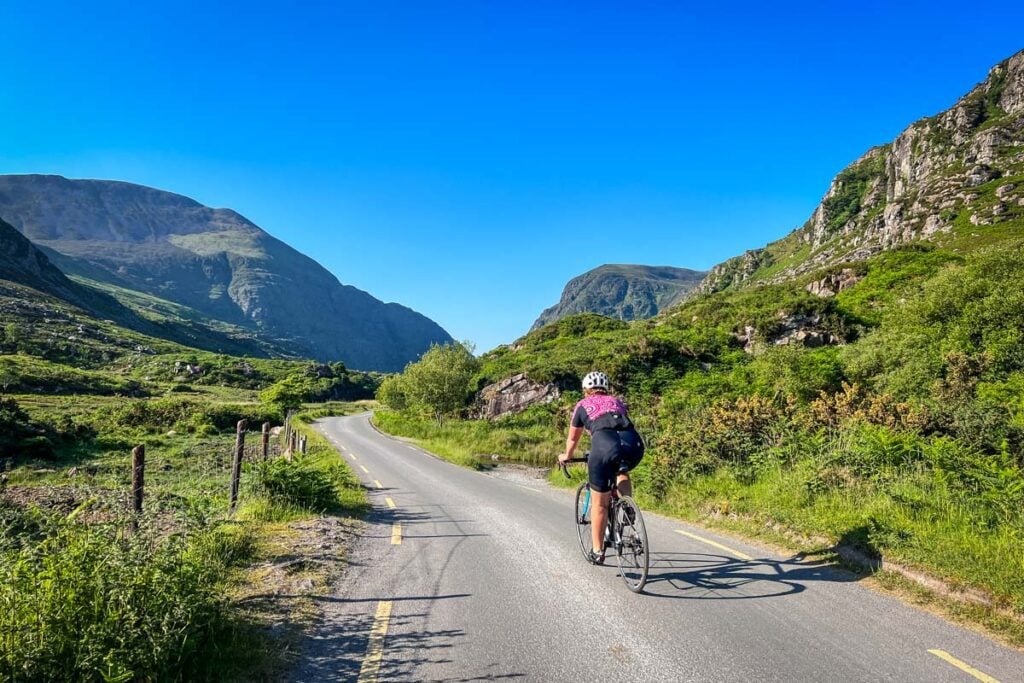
{"left": 377, "top": 342, "right": 479, "bottom": 423}
{"left": 249, "top": 457, "right": 341, "bottom": 511}
{"left": 0, "top": 511, "right": 257, "bottom": 682}
{"left": 0, "top": 398, "right": 42, "bottom": 458}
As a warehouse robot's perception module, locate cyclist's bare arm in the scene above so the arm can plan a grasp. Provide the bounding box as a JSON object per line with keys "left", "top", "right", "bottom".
{"left": 561, "top": 426, "right": 584, "bottom": 463}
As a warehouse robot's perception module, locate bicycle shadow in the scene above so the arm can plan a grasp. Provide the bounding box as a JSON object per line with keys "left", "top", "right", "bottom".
{"left": 641, "top": 549, "right": 861, "bottom": 600}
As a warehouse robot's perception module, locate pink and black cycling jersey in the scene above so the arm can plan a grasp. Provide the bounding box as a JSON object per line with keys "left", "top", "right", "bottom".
{"left": 572, "top": 393, "right": 645, "bottom": 492}
{"left": 571, "top": 394, "right": 632, "bottom": 433}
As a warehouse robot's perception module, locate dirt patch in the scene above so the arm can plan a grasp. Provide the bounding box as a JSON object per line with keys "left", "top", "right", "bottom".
{"left": 483, "top": 462, "right": 550, "bottom": 485}
{"left": 234, "top": 515, "right": 365, "bottom": 677}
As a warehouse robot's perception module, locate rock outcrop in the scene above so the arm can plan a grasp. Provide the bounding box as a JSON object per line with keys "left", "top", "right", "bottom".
{"left": 698, "top": 48, "right": 1024, "bottom": 295}
{"left": 475, "top": 373, "right": 560, "bottom": 419}
{"left": 0, "top": 175, "right": 453, "bottom": 370}
{"left": 805, "top": 268, "right": 862, "bottom": 298}
{"left": 735, "top": 313, "right": 842, "bottom": 354}
{"left": 533, "top": 264, "right": 705, "bottom": 330}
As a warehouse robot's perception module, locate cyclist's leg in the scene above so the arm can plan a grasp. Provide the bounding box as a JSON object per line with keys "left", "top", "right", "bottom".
{"left": 590, "top": 489, "right": 611, "bottom": 553}
{"left": 614, "top": 429, "right": 645, "bottom": 499}
{"left": 616, "top": 472, "right": 632, "bottom": 498}
{"left": 588, "top": 432, "right": 618, "bottom": 555}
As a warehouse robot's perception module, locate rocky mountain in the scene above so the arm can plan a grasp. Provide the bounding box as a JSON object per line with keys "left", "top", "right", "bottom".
{"left": 698, "top": 48, "right": 1024, "bottom": 294}
{"left": 0, "top": 175, "right": 453, "bottom": 370}
{"left": 0, "top": 216, "right": 103, "bottom": 311}
{"left": 532, "top": 264, "right": 705, "bottom": 330}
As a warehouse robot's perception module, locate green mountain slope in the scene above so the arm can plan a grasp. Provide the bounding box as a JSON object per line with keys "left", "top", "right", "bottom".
{"left": 0, "top": 216, "right": 134, "bottom": 320}
{"left": 1, "top": 215, "right": 297, "bottom": 358}
{"left": 531, "top": 264, "right": 705, "bottom": 330}
{"left": 0, "top": 175, "right": 453, "bottom": 370}
{"left": 698, "top": 48, "right": 1024, "bottom": 294}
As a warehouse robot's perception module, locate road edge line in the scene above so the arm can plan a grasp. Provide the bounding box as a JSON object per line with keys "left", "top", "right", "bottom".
{"left": 356, "top": 600, "right": 393, "bottom": 683}
{"left": 927, "top": 649, "right": 1001, "bottom": 683}
{"left": 674, "top": 529, "right": 753, "bottom": 561}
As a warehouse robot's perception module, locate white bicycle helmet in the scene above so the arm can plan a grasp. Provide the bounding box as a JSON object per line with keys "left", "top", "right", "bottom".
{"left": 581, "top": 371, "right": 609, "bottom": 391}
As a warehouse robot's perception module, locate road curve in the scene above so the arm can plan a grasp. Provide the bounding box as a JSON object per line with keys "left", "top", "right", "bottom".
{"left": 292, "top": 413, "right": 1024, "bottom": 682}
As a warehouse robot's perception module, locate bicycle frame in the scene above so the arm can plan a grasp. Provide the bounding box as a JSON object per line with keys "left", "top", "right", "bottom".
{"left": 562, "top": 454, "right": 649, "bottom": 592}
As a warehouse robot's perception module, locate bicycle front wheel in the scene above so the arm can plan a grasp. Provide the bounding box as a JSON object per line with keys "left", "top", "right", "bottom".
{"left": 574, "top": 482, "right": 594, "bottom": 562}
{"left": 614, "top": 496, "right": 649, "bottom": 592}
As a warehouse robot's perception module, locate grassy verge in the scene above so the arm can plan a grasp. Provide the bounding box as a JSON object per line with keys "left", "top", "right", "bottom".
{"left": 374, "top": 408, "right": 1024, "bottom": 647}
{"left": 372, "top": 405, "right": 563, "bottom": 469}
{"left": 0, "top": 397, "right": 368, "bottom": 681}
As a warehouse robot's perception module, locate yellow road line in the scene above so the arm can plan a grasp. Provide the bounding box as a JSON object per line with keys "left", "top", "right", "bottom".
{"left": 674, "top": 529, "right": 753, "bottom": 561}
{"left": 516, "top": 484, "right": 542, "bottom": 493}
{"left": 385, "top": 497, "right": 396, "bottom": 509}
{"left": 356, "top": 600, "right": 393, "bottom": 683}
{"left": 928, "top": 650, "right": 1001, "bottom": 683}
{"left": 391, "top": 523, "right": 402, "bottom": 545}
{"left": 374, "top": 480, "right": 383, "bottom": 489}
{"left": 350, "top": 453, "right": 358, "bottom": 461}
{"left": 360, "top": 465, "right": 370, "bottom": 474}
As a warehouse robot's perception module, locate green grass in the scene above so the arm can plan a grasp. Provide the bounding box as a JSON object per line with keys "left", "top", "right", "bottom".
{"left": 0, "top": 354, "right": 143, "bottom": 396}
{"left": 0, "top": 395, "right": 368, "bottom": 680}
{"left": 0, "top": 510, "right": 268, "bottom": 682}
{"left": 244, "top": 415, "right": 369, "bottom": 521}
{"left": 373, "top": 406, "right": 564, "bottom": 469}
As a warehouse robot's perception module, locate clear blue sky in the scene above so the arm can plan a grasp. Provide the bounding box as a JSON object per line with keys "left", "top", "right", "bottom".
{"left": 2, "top": 2, "right": 1022, "bottom": 352}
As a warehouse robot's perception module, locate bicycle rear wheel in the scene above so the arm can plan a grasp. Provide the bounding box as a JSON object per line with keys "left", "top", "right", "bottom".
{"left": 614, "top": 496, "right": 649, "bottom": 592}
{"left": 574, "top": 482, "right": 594, "bottom": 562}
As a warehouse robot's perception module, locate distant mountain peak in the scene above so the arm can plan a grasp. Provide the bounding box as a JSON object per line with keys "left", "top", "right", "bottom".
{"left": 532, "top": 264, "right": 706, "bottom": 330}
{"left": 0, "top": 175, "right": 452, "bottom": 370}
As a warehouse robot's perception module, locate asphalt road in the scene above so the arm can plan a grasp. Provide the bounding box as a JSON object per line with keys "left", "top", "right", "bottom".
{"left": 292, "top": 413, "right": 1024, "bottom": 682}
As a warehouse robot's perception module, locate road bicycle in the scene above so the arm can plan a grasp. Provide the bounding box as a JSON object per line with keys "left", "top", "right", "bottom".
{"left": 560, "top": 455, "right": 649, "bottom": 592}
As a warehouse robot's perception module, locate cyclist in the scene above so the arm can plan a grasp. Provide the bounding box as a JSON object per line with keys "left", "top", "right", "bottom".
{"left": 559, "top": 371, "right": 645, "bottom": 564}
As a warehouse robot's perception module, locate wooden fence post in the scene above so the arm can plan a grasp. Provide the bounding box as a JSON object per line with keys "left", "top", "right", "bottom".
{"left": 230, "top": 419, "right": 248, "bottom": 511}
{"left": 300, "top": 435, "right": 307, "bottom": 454}
{"left": 261, "top": 422, "right": 270, "bottom": 461}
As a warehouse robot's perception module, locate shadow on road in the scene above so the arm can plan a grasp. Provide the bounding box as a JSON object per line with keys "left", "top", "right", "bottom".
{"left": 642, "top": 550, "right": 861, "bottom": 600}
{"left": 291, "top": 603, "right": 467, "bottom": 681}
{"left": 292, "top": 593, "right": 526, "bottom": 682}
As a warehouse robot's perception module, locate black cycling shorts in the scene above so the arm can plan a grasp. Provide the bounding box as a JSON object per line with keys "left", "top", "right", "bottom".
{"left": 588, "top": 428, "right": 645, "bottom": 493}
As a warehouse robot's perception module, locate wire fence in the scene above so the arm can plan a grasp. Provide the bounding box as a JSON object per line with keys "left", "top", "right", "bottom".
{"left": 0, "top": 414, "right": 315, "bottom": 531}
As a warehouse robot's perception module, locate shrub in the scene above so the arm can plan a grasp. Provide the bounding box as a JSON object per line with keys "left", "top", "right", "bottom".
{"left": 807, "top": 382, "right": 929, "bottom": 431}
{"left": 376, "top": 374, "right": 409, "bottom": 411}
{"left": 0, "top": 512, "right": 256, "bottom": 682}
{"left": 249, "top": 458, "right": 340, "bottom": 511}
{"left": 385, "top": 342, "right": 479, "bottom": 424}
{"left": 0, "top": 398, "right": 41, "bottom": 458}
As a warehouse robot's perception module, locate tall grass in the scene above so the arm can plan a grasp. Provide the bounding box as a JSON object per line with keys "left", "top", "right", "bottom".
{"left": 0, "top": 511, "right": 262, "bottom": 682}
{"left": 243, "top": 417, "right": 369, "bottom": 522}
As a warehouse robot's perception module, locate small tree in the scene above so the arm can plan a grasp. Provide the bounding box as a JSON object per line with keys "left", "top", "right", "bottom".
{"left": 376, "top": 373, "right": 409, "bottom": 411}
{"left": 400, "top": 342, "right": 478, "bottom": 424}
{"left": 3, "top": 324, "right": 19, "bottom": 352}
{"left": 259, "top": 374, "right": 311, "bottom": 416}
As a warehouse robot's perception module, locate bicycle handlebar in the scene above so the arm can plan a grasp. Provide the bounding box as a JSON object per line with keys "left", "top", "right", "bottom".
{"left": 557, "top": 455, "right": 589, "bottom": 479}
